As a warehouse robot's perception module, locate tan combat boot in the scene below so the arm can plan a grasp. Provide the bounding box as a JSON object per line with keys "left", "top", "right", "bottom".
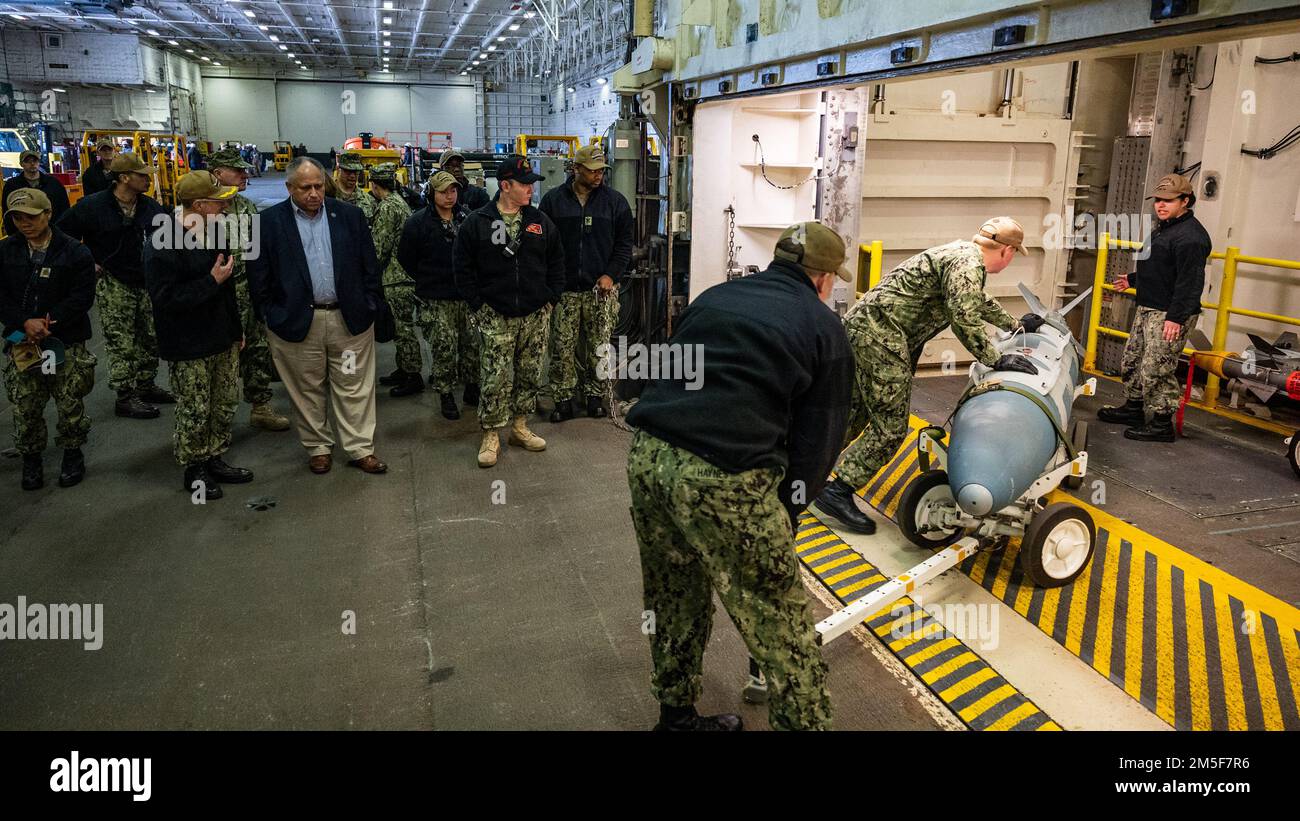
{"left": 507, "top": 415, "right": 546, "bottom": 451}
{"left": 250, "top": 403, "right": 290, "bottom": 431}
{"left": 478, "top": 429, "right": 500, "bottom": 468}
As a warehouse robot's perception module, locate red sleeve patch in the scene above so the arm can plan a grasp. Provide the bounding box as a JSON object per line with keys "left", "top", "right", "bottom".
{"left": 526, "top": 223, "right": 543, "bottom": 235}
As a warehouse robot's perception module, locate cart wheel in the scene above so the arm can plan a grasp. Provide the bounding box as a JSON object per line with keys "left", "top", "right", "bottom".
{"left": 898, "top": 470, "right": 964, "bottom": 549}
{"left": 1063, "top": 420, "right": 1089, "bottom": 490}
{"left": 1288, "top": 432, "right": 1300, "bottom": 480}
{"left": 1019, "top": 502, "right": 1096, "bottom": 588}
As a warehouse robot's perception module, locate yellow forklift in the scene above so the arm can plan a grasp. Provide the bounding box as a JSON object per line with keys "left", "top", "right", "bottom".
{"left": 78, "top": 130, "right": 189, "bottom": 206}
{"left": 273, "top": 141, "right": 292, "bottom": 171}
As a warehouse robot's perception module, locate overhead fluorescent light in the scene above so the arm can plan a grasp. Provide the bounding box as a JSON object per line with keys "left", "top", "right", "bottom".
{"left": 168, "top": 40, "right": 179, "bottom": 46}
{"left": 509, "top": 24, "right": 520, "bottom": 31}
{"left": 312, "top": 38, "right": 320, "bottom": 43}
{"left": 383, "top": 56, "right": 390, "bottom": 61}
{"left": 383, "top": 1, "right": 394, "bottom": 8}
{"left": 259, "top": 25, "right": 268, "bottom": 31}
{"left": 287, "top": 52, "right": 295, "bottom": 58}
{"left": 201, "top": 56, "right": 211, "bottom": 61}
{"left": 384, "top": 49, "right": 390, "bottom": 54}
{"left": 383, "top": 40, "right": 391, "bottom": 46}
{"left": 382, "top": 30, "right": 390, "bottom": 36}
{"left": 7, "top": 13, "right": 26, "bottom": 20}
{"left": 145, "top": 89, "right": 157, "bottom": 93}
{"left": 382, "top": 68, "right": 390, "bottom": 73}
{"left": 243, "top": 10, "right": 255, "bottom": 17}
{"left": 51, "top": 87, "right": 66, "bottom": 93}
{"left": 525, "top": 11, "right": 535, "bottom": 19}
{"left": 383, "top": 16, "right": 393, "bottom": 25}
{"left": 596, "top": 77, "right": 606, "bottom": 85}
{"left": 567, "top": 86, "right": 575, "bottom": 93}
{"left": 278, "top": 45, "right": 287, "bottom": 50}
{"left": 185, "top": 48, "right": 194, "bottom": 53}
{"left": 487, "top": 45, "right": 496, "bottom": 51}
{"left": 496, "top": 36, "right": 505, "bottom": 41}
{"left": 146, "top": 29, "right": 159, "bottom": 35}
{"left": 213, "top": 62, "right": 222, "bottom": 66}
{"left": 269, "top": 34, "right": 279, "bottom": 41}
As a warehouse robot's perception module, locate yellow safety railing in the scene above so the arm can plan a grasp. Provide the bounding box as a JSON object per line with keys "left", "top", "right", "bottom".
{"left": 856, "top": 240, "right": 883, "bottom": 298}
{"left": 1084, "top": 231, "right": 1300, "bottom": 428}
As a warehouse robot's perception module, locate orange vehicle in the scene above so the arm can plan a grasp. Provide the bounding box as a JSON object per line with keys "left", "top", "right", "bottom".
{"left": 343, "top": 133, "right": 394, "bottom": 150}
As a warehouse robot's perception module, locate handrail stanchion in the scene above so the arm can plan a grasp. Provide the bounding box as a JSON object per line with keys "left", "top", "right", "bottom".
{"left": 1085, "top": 232, "right": 1110, "bottom": 372}
{"left": 1205, "top": 246, "right": 1240, "bottom": 409}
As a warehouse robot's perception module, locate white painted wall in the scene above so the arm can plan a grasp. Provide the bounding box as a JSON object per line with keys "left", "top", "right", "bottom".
{"left": 1180, "top": 33, "right": 1300, "bottom": 353}
{"left": 200, "top": 77, "right": 480, "bottom": 153}
{"left": 550, "top": 74, "right": 621, "bottom": 142}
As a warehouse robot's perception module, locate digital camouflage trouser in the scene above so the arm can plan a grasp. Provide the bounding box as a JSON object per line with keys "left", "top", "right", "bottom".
{"left": 418, "top": 298, "right": 479, "bottom": 393}
{"left": 234, "top": 276, "right": 274, "bottom": 405}
{"left": 2, "top": 342, "right": 96, "bottom": 455}
{"left": 386, "top": 281, "right": 424, "bottom": 376}
{"left": 835, "top": 316, "right": 914, "bottom": 490}
{"left": 627, "top": 430, "right": 833, "bottom": 730}
{"left": 170, "top": 344, "right": 239, "bottom": 466}
{"left": 475, "top": 304, "right": 549, "bottom": 430}
{"left": 1121, "top": 306, "right": 1197, "bottom": 416}
{"left": 96, "top": 274, "right": 160, "bottom": 394}
{"left": 548, "top": 288, "right": 618, "bottom": 403}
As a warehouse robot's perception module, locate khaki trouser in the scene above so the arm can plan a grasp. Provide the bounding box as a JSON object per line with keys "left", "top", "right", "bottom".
{"left": 267, "top": 309, "right": 377, "bottom": 460}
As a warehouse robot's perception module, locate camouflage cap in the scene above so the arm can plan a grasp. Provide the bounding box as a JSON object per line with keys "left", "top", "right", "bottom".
{"left": 176, "top": 170, "right": 238, "bottom": 204}
{"left": 428, "top": 170, "right": 461, "bottom": 193}
{"left": 573, "top": 144, "right": 611, "bottom": 170}
{"left": 6, "top": 187, "right": 52, "bottom": 215}
{"left": 95, "top": 138, "right": 116, "bottom": 152}
{"left": 109, "top": 153, "right": 152, "bottom": 174}
{"left": 438, "top": 149, "right": 466, "bottom": 166}
{"left": 975, "top": 216, "right": 1028, "bottom": 255}
{"left": 207, "top": 147, "right": 254, "bottom": 171}
{"left": 337, "top": 152, "right": 365, "bottom": 171}
{"left": 1146, "top": 173, "right": 1194, "bottom": 200}
{"left": 19, "top": 149, "right": 40, "bottom": 163}
{"left": 774, "top": 221, "right": 852, "bottom": 282}
{"left": 369, "top": 162, "right": 398, "bottom": 185}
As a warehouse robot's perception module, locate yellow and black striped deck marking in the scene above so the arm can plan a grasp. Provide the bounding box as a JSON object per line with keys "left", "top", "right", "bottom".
{"left": 795, "top": 510, "right": 1062, "bottom": 731}
{"left": 855, "top": 415, "right": 1300, "bottom": 731}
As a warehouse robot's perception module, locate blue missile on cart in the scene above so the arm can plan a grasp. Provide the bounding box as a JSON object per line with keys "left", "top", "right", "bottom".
{"left": 897, "top": 284, "right": 1100, "bottom": 588}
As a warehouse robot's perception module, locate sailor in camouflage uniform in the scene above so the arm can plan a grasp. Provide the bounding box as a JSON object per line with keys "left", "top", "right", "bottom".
{"left": 208, "top": 147, "right": 290, "bottom": 432}
{"left": 625, "top": 222, "right": 855, "bottom": 731}
{"left": 367, "top": 162, "right": 422, "bottom": 397}
{"left": 0, "top": 188, "right": 98, "bottom": 491}
{"left": 814, "top": 217, "right": 1042, "bottom": 534}
{"left": 334, "top": 152, "right": 376, "bottom": 224}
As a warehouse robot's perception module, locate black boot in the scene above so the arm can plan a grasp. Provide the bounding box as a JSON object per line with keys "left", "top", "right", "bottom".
{"left": 206, "top": 456, "right": 254, "bottom": 484}
{"left": 814, "top": 477, "right": 877, "bottom": 534}
{"left": 136, "top": 383, "right": 176, "bottom": 404}
{"left": 1124, "top": 412, "right": 1175, "bottom": 442}
{"left": 653, "top": 704, "right": 743, "bottom": 732}
{"left": 58, "top": 448, "right": 85, "bottom": 488}
{"left": 549, "top": 399, "right": 574, "bottom": 423}
{"left": 440, "top": 392, "right": 461, "bottom": 420}
{"left": 1098, "top": 399, "right": 1144, "bottom": 425}
{"left": 21, "top": 454, "right": 43, "bottom": 491}
{"left": 183, "top": 463, "right": 223, "bottom": 499}
{"left": 115, "top": 390, "right": 160, "bottom": 419}
{"left": 379, "top": 368, "right": 404, "bottom": 386}
{"left": 462, "top": 383, "right": 480, "bottom": 406}
{"left": 390, "top": 370, "right": 425, "bottom": 398}
{"left": 587, "top": 395, "right": 606, "bottom": 418}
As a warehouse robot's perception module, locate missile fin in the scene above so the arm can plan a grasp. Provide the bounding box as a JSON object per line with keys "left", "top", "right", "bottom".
{"left": 1248, "top": 333, "right": 1288, "bottom": 358}
{"left": 1186, "top": 329, "right": 1213, "bottom": 351}
{"left": 1058, "top": 287, "right": 1093, "bottom": 317}
{"left": 1017, "top": 282, "right": 1051, "bottom": 317}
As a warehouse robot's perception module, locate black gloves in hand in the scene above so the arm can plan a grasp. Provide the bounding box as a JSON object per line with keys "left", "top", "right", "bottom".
{"left": 992, "top": 353, "right": 1039, "bottom": 375}
{"left": 1019, "top": 313, "right": 1045, "bottom": 334}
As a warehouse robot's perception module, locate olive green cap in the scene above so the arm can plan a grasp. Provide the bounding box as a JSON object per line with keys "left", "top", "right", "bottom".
{"left": 774, "top": 222, "right": 852, "bottom": 282}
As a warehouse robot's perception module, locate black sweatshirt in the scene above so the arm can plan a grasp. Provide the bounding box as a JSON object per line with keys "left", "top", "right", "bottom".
{"left": 0, "top": 228, "right": 96, "bottom": 344}
{"left": 1, "top": 173, "right": 71, "bottom": 236}
{"left": 626, "top": 260, "right": 854, "bottom": 522}
{"left": 452, "top": 202, "right": 566, "bottom": 317}
{"left": 1132, "top": 209, "right": 1212, "bottom": 325}
{"left": 56, "top": 190, "right": 166, "bottom": 288}
{"left": 79, "top": 161, "right": 111, "bottom": 197}
{"left": 396, "top": 204, "right": 468, "bottom": 302}
{"left": 538, "top": 178, "right": 635, "bottom": 291}
{"left": 143, "top": 227, "right": 241, "bottom": 362}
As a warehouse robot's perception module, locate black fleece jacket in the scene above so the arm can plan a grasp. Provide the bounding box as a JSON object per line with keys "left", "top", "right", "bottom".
{"left": 1132, "top": 209, "right": 1212, "bottom": 325}
{"left": 397, "top": 204, "right": 469, "bottom": 302}
{"left": 452, "top": 202, "right": 565, "bottom": 317}
{"left": 144, "top": 227, "right": 241, "bottom": 362}
{"left": 0, "top": 228, "right": 96, "bottom": 344}
{"left": 56, "top": 190, "right": 166, "bottom": 288}
{"left": 626, "top": 260, "right": 854, "bottom": 522}
{"left": 538, "top": 178, "right": 635, "bottom": 291}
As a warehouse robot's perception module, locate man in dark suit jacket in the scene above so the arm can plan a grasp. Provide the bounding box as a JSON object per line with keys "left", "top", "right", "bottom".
{"left": 246, "top": 156, "right": 387, "bottom": 475}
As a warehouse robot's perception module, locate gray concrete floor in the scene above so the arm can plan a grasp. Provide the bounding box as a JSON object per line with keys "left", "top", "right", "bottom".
{"left": 0, "top": 320, "right": 944, "bottom": 730}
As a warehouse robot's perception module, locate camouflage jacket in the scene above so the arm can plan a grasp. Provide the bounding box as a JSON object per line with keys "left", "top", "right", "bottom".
{"left": 847, "top": 239, "right": 1016, "bottom": 368}
{"left": 371, "top": 192, "right": 413, "bottom": 287}
{"left": 335, "top": 185, "right": 377, "bottom": 225}
{"left": 225, "top": 193, "right": 258, "bottom": 281}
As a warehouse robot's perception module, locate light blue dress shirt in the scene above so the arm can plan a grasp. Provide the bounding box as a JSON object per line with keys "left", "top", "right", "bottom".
{"left": 293, "top": 203, "right": 336, "bottom": 303}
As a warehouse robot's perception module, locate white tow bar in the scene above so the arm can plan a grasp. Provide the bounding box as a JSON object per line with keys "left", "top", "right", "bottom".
{"left": 814, "top": 537, "right": 982, "bottom": 645}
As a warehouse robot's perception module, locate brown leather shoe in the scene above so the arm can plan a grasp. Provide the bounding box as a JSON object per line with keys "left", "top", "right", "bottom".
{"left": 308, "top": 454, "right": 332, "bottom": 474}
{"left": 347, "top": 454, "right": 388, "bottom": 474}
